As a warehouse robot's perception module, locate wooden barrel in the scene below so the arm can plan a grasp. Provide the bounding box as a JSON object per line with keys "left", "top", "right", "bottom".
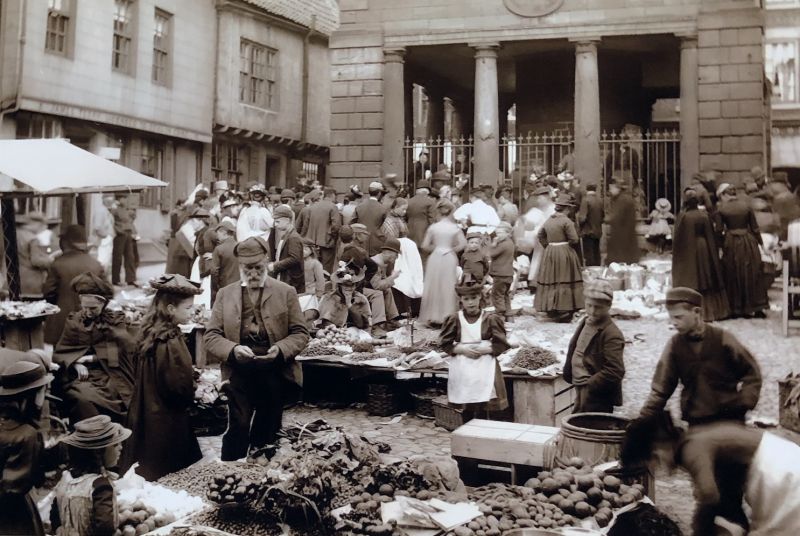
{"left": 553, "top": 413, "right": 629, "bottom": 468}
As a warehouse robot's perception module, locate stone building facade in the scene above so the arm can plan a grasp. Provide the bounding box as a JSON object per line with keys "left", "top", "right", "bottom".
{"left": 329, "top": 0, "right": 767, "bottom": 202}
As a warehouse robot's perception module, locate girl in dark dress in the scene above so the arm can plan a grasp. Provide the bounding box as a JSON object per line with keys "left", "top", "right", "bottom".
{"left": 534, "top": 194, "right": 585, "bottom": 322}
{"left": 716, "top": 184, "right": 767, "bottom": 318}
{"left": 121, "top": 274, "right": 202, "bottom": 481}
{"left": 0, "top": 361, "right": 52, "bottom": 536}
{"left": 672, "top": 189, "right": 730, "bottom": 321}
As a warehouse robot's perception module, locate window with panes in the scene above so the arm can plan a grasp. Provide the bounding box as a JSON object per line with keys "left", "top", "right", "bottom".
{"left": 239, "top": 40, "right": 278, "bottom": 109}
{"left": 46, "top": 0, "right": 70, "bottom": 54}
{"left": 113, "top": 0, "right": 135, "bottom": 73}
{"left": 211, "top": 142, "right": 244, "bottom": 187}
{"left": 152, "top": 9, "right": 171, "bottom": 85}
{"left": 139, "top": 139, "right": 164, "bottom": 209}
{"left": 766, "top": 40, "right": 799, "bottom": 103}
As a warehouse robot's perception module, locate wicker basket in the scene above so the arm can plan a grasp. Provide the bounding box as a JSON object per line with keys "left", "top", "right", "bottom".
{"left": 432, "top": 396, "right": 465, "bottom": 431}
{"left": 410, "top": 388, "right": 442, "bottom": 419}
{"left": 367, "top": 383, "right": 401, "bottom": 417}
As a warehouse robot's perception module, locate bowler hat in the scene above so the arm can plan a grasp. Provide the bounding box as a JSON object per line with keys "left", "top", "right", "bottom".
{"left": 273, "top": 205, "right": 294, "bottom": 220}
{"left": 149, "top": 274, "right": 202, "bottom": 296}
{"left": 659, "top": 287, "right": 703, "bottom": 308}
{"left": 0, "top": 361, "right": 53, "bottom": 397}
{"left": 60, "top": 415, "right": 131, "bottom": 450}
{"left": 60, "top": 224, "right": 89, "bottom": 249}
{"left": 381, "top": 238, "right": 401, "bottom": 255}
{"left": 71, "top": 272, "right": 114, "bottom": 300}
{"left": 584, "top": 280, "right": 614, "bottom": 303}
{"left": 234, "top": 237, "right": 270, "bottom": 264}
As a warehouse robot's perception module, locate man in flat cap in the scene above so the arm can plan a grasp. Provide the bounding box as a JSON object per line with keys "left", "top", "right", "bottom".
{"left": 268, "top": 205, "right": 305, "bottom": 294}
{"left": 298, "top": 187, "right": 341, "bottom": 273}
{"left": 52, "top": 272, "right": 135, "bottom": 423}
{"left": 44, "top": 225, "right": 105, "bottom": 345}
{"left": 352, "top": 182, "right": 389, "bottom": 256}
{"left": 639, "top": 286, "right": 762, "bottom": 531}
{"left": 563, "top": 280, "right": 625, "bottom": 413}
{"left": 204, "top": 236, "right": 309, "bottom": 461}
{"left": 210, "top": 220, "right": 240, "bottom": 305}
{"left": 237, "top": 182, "right": 274, "bottom": 243}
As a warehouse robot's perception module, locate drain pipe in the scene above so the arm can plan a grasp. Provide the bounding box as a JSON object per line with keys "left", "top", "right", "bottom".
{"left": 300, "top": 15, "right": 318, "bottom": 145}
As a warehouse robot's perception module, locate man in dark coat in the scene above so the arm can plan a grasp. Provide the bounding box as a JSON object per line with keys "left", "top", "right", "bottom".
{"left": 563, "top": 281, "right": 625, "bottom": 413}
{"left": 406, "top": 180, "right": 437, "bottom": 248}
{"left": 605, "top": 181, "right": 640, "bottom": 265}
{"left": 639, "top": 287, "right": 761, "bottom": 530}
{"left": 53, "top": 273, "right": 135, "bottom": 423}
{"left": 268, "top": 205, "right": 305, "bottom": 294}
{"left": 577, "top": 184, "right": 604, "bottom": 266}
{"left": 204, "top": 237, "right": 310, "bottom": 461}
{"left": 110, "top": 196, "right": 137, "bottom": 286}
{"left": 43, "top": 225, "right": 105, "bottom": 345}
{"left": 299, "top": 187, "right": 341, "bottom": 273}
{"left": 352, "top": 182, "right": 388, "bottom": 256}
{"left": 210, "top": 220, "right": 240, "bottom": 305}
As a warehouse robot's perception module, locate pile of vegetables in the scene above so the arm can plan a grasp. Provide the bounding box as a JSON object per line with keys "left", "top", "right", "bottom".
{"left": 312, "top": 326, "right": 360, "bottom": 346}
{"left": 299, "top": 345, "right": 348, "bottom": 357}
{"left": 115, "top": 500, "right": 176, "bottom": 535}
{"left": 510, "top": 346, "right": 559, "bottom": 371}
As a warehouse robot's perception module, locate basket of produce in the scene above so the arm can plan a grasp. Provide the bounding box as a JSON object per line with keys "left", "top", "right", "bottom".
{"left": 410, "top": 387, "right": 443, "bottom": 418}
{"left": 366, "top": 383, "right": 402, "bottom": 416}
{"left": 432, "top": 396, "right": 465, "bottom": 431}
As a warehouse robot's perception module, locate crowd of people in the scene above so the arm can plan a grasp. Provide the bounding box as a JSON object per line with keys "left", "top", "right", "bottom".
{"left": 2, "top": 162, "right": 800, "bottom": 535}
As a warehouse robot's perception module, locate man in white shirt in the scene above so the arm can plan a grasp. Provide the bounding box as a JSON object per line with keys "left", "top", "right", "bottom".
{"left": 236, "top": 182, "right": 274, "bottom": 243}
{"left": 90, "top": 194, "right": 116, "bottom": 273}
{"left": 453, "top": 185, "right": 500, "bottom": 235}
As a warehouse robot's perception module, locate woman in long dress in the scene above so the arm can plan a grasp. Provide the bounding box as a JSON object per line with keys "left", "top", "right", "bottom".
{"left": 672, "top": 188, "right": 730, "bottom": 321}
{"left": 419, "top": 200, "right": 467, "bottom": 327}
{"left": 534, "top": 194, "right": 585, "bottom": 322}
{"left": 519, "top": 186, "right": 555, "bottom": 291}
{"left": 716, "top": 184, "right": 767, "bottom": 318}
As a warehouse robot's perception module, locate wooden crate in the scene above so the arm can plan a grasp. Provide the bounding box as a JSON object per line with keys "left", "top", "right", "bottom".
{"left": 512, "top": 375, "right": 575, "bottom": 426}
{"left": 451, "top": 419, "right": 559, "bottom": 485}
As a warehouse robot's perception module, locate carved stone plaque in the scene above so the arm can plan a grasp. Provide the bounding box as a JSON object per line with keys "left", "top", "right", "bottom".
{"left": 503, "top": 0, "right": 564, "bottom": 18}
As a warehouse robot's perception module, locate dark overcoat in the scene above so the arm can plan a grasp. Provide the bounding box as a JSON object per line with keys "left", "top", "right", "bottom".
{"left": 563, "top": 318, "right": 625, "bottom": 407}
{"left": 268, "top": 229, "right": 305, "bottom": 293}
{"left": 406, "top": 194, "right": 437, "bottom": 247}
{"left": 353, "top": 199, "right": 388, "bottom": 256}
{"left": 605, "top": 192, "right": 640, "bottom": 264}
{"left": 43, "top": 250, "right": 104, "bottom": 345}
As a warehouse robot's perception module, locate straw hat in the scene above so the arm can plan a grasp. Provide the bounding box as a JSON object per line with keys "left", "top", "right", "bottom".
{"left": 60, "top": 415, "right": 131, "bottom": 450}
{"left": 0, "top": 361, "right": 53, "bottom": 397}
{"left": 655, "top": 198, "right": 672, "bottom": 212}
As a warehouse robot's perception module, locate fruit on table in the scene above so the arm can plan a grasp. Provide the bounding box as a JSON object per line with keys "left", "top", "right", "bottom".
{"left": 116, "top": 500, "right": 175, "bottom": 534}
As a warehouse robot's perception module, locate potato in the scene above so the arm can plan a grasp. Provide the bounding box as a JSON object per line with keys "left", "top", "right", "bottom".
{"left": 134, "top": 524, "right": 149, "bottom": 536}
{"left": 121, "top": 527, "right": 136, "bottom": 536}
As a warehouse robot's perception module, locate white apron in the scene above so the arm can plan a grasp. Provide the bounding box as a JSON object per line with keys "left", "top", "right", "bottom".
{"left": 447, "top": 311, "right": 496, "bottom": 404}
{"left": 744, "top": 432, "right": 800, "bottom": 534}
{"left": 190, "top": 258, "right": 211, "bottom": 309}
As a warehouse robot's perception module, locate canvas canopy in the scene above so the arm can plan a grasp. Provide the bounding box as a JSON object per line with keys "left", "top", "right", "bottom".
{"left": 0, "top": 138, "right": 167, "bottom": 194}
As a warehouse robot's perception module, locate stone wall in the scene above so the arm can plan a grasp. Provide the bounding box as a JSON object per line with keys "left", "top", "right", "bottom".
{"left": 697, "top": 4, "right": 766, "bottom": 184}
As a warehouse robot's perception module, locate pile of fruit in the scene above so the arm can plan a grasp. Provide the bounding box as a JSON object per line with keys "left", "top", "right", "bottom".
{"left": 0, "top": 300, "right": 59, "bottom": 319}
{"left": 509, "top": 346, "right": 559, "bottom": 371}
{"left": 115, "top": 500, "right": 176, "bottom": 536}
{"left": 312, "top": 326, "right": 360, "bottom": 346}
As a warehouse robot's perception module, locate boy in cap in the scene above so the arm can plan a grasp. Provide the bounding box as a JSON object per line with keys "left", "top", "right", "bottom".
{"left": 210, "top": 220, "right": 240, "bottom": 304}
{"left": 563, "top": 280, "right": 625, "bottom": 413}
{"left": 460, "top": 232, "right": 489, "bottom": 283}
{"left": 488, "top": 222, "right": 516, "bottom": 319}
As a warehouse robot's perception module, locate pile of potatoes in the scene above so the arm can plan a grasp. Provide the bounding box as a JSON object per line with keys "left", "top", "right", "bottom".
{"left": 523, "top": 457, "right": 644, "bottom": 528}
{"left": 115, "top": 500, "right": 176, "bottom": 536}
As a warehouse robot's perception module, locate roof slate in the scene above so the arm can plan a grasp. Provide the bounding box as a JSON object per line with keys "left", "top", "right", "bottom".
{"left": 241, "top": 0, "right": 339, "bottom": 36}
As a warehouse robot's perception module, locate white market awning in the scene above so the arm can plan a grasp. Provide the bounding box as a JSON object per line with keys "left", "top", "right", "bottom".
{"left": 0, "top": 138, "right": 167, "bottom": 194}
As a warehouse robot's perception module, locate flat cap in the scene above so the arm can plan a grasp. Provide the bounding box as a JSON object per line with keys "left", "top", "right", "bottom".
{"left": 466, "top": 232, "right": 483, "bottom": 240}
{"left": 381, "top": 237, "right": 401, "bottom": 254}
{"left": 234, "top": 237, "right": 270, "bottom": 264}
{"left": 339, "top": 225, "right": 354, "bottom": 241}
{"left": 416, "top": 180, "right": 431, "bottom": 189}
{"left": 280, "top": 188, "right": 296, "bottom": 199}
{"left": 71, "top": 272, "right": 114, "bottom": 300}
{"left": 663, "top": 287, "right": 703, "bottom": 307}
{"left": 533, "top": 186, "right": 551, "bottom": 197}
{"left": 584, "top": 280, "right": 614, "bottom": 303}
{"left": 215, "top": 220, "right": 236, "bottom": 234}
{"left": 273, "top": 205, "right": 294, "bottom": 220}
{"left": 350, "top": 223, "right": 368, "bottom": 234}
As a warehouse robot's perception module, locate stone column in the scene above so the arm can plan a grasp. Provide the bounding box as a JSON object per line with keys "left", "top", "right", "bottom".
{"left": 679, "top": 35, "right": 699, "bottom": 188}
{"left": 472, "top": 43, "right": 501, "bottom": 186}
{"left": 572, "top": 39, "right": 602, "bottom": 186}
{"left": 382, "top": 47, "right": 406, "bottom": 177}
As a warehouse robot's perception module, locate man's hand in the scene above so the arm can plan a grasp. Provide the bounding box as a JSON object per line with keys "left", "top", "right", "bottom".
{"left": 74, "top": 364, "right": 89, "bottom": 381}
{"left": 203, "top": 253, "right": 213, "bottom": 261}
{"left": 267, "top": 262, "right": 275, "bottom": 272}
{"left": 258, "top": 346, "right": 281, "bottom": 363}
{"left": 233, "top": 345, "right": 255, "bottom": 364}
{"left": 77, "top": 355, "right": 95, "bottom": 364}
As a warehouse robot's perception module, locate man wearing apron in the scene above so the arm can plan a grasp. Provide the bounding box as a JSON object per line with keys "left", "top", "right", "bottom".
{"left": 439, "top": 274, "right": 509, "bottom": 419}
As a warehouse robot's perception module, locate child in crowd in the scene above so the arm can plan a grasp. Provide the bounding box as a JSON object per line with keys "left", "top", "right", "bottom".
{"left": 51, "top": 415, "right": 134, "bottom": 536}
{"left": 488, "top": 222, "right": 516, "bottom": 319}
{"left": 121, "top": 274, "right": 202, "bottom": 481}
{"left": 646, "top": 198, "right": 674, "bottom": 253}
{"left": 460, "top": 232, "right": 489, "bottom": 283}
{"left": 301, "top": 241, "right": 326, "bottom": 322}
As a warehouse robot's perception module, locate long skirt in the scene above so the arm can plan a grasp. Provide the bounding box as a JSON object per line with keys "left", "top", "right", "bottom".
{"left": 0, "top": 493, "right": 45, "bottom": 536}
{"left": 534, "top": 243, "right": 584, "bottom": 313}
{"left": 722, "top": 231, "right": 767, "bottom": 316}
{"left": 693, "top": 238, "right": 731, "bottom": 321}
{"left": 419, "top": 248, "right": 459, "bottom": 325}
